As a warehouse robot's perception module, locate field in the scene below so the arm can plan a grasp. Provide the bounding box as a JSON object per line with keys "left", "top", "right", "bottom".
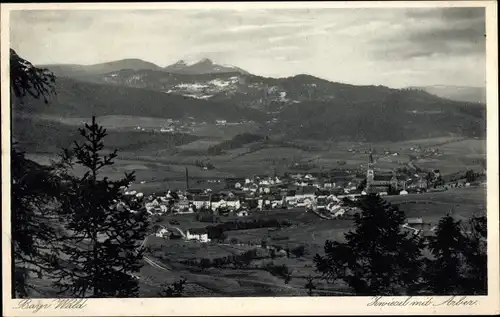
{"left": 20, "top": 112, "right": 486, "bottom": 183}
{"left": 137, "top": 186, "right": 486, "bottom": 296}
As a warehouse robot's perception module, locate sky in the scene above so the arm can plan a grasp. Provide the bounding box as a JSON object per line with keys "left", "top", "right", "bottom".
{"left": 9, "top": 7, "right": 486, "bottom": 88}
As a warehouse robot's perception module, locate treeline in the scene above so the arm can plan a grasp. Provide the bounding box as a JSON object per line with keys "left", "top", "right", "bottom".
{"left": 205, "top": 219, "right": 294, "bottom": 240}
{"left": 314, "top": 194, "right": 487, "bottom": 296}
{"left": 207, "top": 133, "right": 265, "bottom": 155}
{"left": 181, "top": 248, "right": 266, "bottom": 268}
{"left": 264, "top": 262, "right": 293, "bottom": 284}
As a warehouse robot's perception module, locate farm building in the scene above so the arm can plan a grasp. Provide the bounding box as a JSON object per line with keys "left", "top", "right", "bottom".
{"left": 186, "top": 228, "right": 210, "bottom": 243}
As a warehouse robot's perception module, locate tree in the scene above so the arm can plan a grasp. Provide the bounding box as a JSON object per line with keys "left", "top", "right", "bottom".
{"left": 461, "top": 215, "right": 487, "bottom": 294}
{"left": 424, "top": 214, "right": 487, "bottom": 295}
{"left": 291, "top": 245, "right": 306, "bottom": 258}
{"left": 465, "top": 170, "right": 476, "bottom": 183}
{"left": 357, "top": 179, "right": 367, "bottom": 191}
{"left": 10, "top": 49, "right": 60, "bottom": 297}
{"left": 424, "top": 215, "right": 466, "bottom": 294}
{"left": 11, "top": 149, "right": 62, "bottom": 297}
{"left": 54, "top": 117, "right": 149, "bottom": 297}
{"left": 10, "top": 48, "right": 55, "bottom": 104}
{"left": 305, "top": 275, "right": 317, "bottom": 296}
{"left": 158, "top": 278, "right": 187, "bottom": 297}
{"left": 314, "top": 194, "right": 424, "bottom": 295}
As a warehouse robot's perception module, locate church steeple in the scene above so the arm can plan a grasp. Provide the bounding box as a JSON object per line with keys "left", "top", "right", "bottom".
{"left": 366, "top": 147, "right": 375, "bottom": 189}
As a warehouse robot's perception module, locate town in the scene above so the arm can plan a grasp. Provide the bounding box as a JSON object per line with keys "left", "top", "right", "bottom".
{"left": 120, "top": 151, "right": 485, "bottom": 243}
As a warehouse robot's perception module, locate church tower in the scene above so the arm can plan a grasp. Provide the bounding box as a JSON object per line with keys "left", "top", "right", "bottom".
{"left": 366, "top": 149, "right": 374, "bottom": 189}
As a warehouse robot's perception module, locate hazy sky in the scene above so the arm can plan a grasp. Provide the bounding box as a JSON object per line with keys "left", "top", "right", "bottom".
{"left": 10, "top": 7, "right": 486, "bottom": 88}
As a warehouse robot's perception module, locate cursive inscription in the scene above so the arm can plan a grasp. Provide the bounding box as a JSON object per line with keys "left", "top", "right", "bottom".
{"left": 368, "top": 296, "right": 434, "bottom": 307}
{"left": 367, "top": 296, "right": 479, "bottom": 308}
{"left": 434, "top": 296, "right": 479, "bottom": 306}
{"left": 14, "top": 299, "right": 88, "bottom": 313}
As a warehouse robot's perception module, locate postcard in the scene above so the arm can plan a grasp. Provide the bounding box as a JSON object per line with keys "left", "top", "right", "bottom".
{"left": 1, "top": 1, "right": 498, "bottom": 316}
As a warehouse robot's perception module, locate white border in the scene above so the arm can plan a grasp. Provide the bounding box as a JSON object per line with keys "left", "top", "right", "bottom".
{"left": 1, "top": 2, "right": 499, "bottom": 316}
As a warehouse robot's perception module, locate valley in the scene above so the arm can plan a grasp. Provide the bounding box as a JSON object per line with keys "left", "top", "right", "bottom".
{"left": 12, "top": 54, "right": 488, "bottom": 298}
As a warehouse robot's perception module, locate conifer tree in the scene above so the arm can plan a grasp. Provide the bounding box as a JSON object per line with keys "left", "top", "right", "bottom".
{"left": 55, "top": 117, "right": 149, "bottom": 297}
{"left": 10, "top": 49, "right": 60, "bottom": 297}
{"left": 424, "top": 214, "right": 466, "bottom": 294}
{"left": 314, "top": 194, "right": 424, "bottom": 295}
{"left": 461, "top": 215, "right": 487, "bottom": 294}
{"left": 424, "top": 213, "right": 487, "bottom": 295}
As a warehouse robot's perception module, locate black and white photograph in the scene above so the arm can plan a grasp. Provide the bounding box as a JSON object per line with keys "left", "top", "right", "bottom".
{"left": 2, "top": 1, "right": 498, "bottom": 315}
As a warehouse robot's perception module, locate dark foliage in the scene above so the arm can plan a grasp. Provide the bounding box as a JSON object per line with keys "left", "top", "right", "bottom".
{"left": 10, "top": 49, "right": 60, "bottom": 297}
{"left": 207, "top": 133, "right": 265, "bottom": 154}
{"left": 54, "top": 117, "right": 149, "bottom": 297}
{"left": 424, "top": 214, "right": 487, "bottom": 295}
{"left": 205, "top": 219, "right": 293, "bottom": 240}
{"left": 305, "top": 275, "right": 317, "bottom": 296}
{"left": 265, "top": 262, "right": 293, "bottom": 283}
{"left": 10, "top": 49, "right": 56, "bottom": 103}
{"left": 290, "top": 245, "right": 306, "bottom": 258}
{"left": 158, "top": 278, "right": 187, "bottom": 297}
{"left": 314, "top": 194, "right": 424, "bottom": 295}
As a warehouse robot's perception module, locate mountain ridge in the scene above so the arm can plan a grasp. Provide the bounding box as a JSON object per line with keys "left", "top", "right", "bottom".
{"left": 163, "top": 58, "right": 250, "bottom": 75}
{"left": 407, "top": 85, "right": 486, "bottom": 104}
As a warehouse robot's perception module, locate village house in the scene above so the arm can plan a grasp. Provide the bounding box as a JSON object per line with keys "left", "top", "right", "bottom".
{"left": 186, "top": 228, "right": 210, "bottom": 243}
{"left": 176, "top": 199, "right": 190, "bottom": 210}
{"left": 237, "top": 210, "right": 249, "bottom": 217}
{"left": 191, "top": 195, "right": 210, "bottom": 210}
{"left": 225, "top": 177, "right": 246, "bottom": 189}
{"left": 155, "top": 227, "right": 170, "bottom": 238}
{"left": 295, "top": 186, "right": 317, "bottom": 201}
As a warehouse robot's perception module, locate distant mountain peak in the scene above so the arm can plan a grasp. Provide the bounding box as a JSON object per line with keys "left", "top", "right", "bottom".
{"left": 197, "top": 58, "right": 213, "bottom": 64}
{"left": 164, "top": 58, "right": 249, "bottom": 75}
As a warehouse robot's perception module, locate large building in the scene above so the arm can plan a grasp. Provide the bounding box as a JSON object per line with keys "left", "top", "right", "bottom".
{"left": 365, "top": 151, "right": 406, "bottom": 194}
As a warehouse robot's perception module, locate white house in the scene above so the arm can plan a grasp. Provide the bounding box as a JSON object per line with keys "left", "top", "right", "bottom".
{"left": 297, "top": 197, "right": 314, "bottom": 208}
{"left": 259, "top": 178, "right": 271, "bottom": 186}
{"left": 326, "top": 194, "right": 340, "bottom": 203}
{"left": 237, "top": 210, "right": 249, "bottom": 217}
{"left": 192, "top": 196, "right": 210, "bottom": 209}
{"left": 186, "top": 228, "right": 210, "bottom": 243}
{"left": 226, "top": 199, "right": 241, "bottom": 210}
{"left": 271, "top": 198, "right": 283, "bottom": 209}
{"left": 156, "top": 227, "right": 170, "bottom": 238}
{"left": 304, "top": 174, "right": 315, "bottom": 180}
{"left": 333, "top": 208, "right": 346, "bottom": 218}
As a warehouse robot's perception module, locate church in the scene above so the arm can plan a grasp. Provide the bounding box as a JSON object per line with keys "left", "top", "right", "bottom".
{"left": 365, "top": 152, "right": 406, "bottom": 194}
